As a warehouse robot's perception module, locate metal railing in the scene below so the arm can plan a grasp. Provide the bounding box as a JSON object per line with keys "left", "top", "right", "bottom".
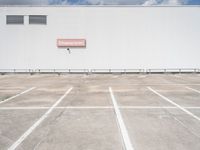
{"left": 147, "top": 68, "right": 199, "bottom": 74}
{"left": 0, "top": 68, "right": 199, "bottom": 74}
{"left": 90, "top": 69, "right": 145, "bottom": 74}
{"left": 0, "top": 69, "right": 90, "bottom": 74}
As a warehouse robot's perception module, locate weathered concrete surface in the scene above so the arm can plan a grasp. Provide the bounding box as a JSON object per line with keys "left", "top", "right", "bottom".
{"left": 0, "top": 74, "right": 200, "bottom": 150}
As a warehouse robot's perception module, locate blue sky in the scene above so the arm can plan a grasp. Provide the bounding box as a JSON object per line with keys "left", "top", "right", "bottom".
{"left": 0, "top": 0, "right": 199, "bottom": 5}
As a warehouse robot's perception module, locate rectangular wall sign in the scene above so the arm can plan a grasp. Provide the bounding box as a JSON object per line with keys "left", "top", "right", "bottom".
{"left": 57, "top": 39, "right": 86, "bottom": 47}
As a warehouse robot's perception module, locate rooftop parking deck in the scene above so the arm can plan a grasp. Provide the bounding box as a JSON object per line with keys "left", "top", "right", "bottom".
{"left": 0, "top": 74, "right": 200, "bottom": 150}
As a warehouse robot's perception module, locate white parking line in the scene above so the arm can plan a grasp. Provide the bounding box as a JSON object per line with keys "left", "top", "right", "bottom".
{"left": 0, "top": 87, "right": 36, "bottom": 105}
{"left": 1, "top": 106, "right": 200, "bottom": 110}
{"left": 0, "top": 106, "right": 113, "bottom": 110}
{"left": 148, "top": 86, "right": 200, "bottom": 121}
{"left": 121, "top": 106, "right": 176, "bottom": 109}
{"left": 8, "top": 87, "right": 73, "bottom": 150}
{"left": 109, "top": 87, "right": 134, "bottom": 150}
{"left": 186, "top": 86, "right": 200, "bottom": 94}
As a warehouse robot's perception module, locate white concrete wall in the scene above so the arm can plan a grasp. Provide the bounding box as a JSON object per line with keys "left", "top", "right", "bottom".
{"left": 0, "top": 6, "right": 200, "bottom": 70}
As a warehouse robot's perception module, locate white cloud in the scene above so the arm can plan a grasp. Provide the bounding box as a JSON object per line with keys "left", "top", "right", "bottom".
{"left": 162, "top": 0, "right": 182, "bottom": 5}
{"left": 143, "top": 0, "right": 159, "bottom": 5}
{"left": 143, "top": 0, "right": 189, "bottom": 5}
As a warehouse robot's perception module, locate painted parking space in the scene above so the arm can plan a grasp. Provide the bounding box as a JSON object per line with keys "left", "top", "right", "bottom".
{"left": 150, "top": 86, "right": 200, "bottom": 107}
{"left": 0, "top": 109, "right": 46, "bottom": 150}
{"left": 111, "top": 86, "right": 173, "bottom": 107}
{"left": 0, "top": 87, "right": 71, "bottom": 108}
{"left": 17, "top": 109, "right": 124, "bottom": 150}
{"left": 0, "top": 74, "right": 200, "bottom": 150}
{"left": 58, "top": 85, "right": 112, "bottom": 107}
{"left": 0, "top": 88, "right": 26, "bottom": 103}
{"left": 120, "top": 109, "right": 200, "bottom": 150}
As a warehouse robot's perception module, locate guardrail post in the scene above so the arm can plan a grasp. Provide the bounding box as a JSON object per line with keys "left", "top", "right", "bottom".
{"left": 194, "top": 68, "right": 197, "bottom": 74}
{"left": 91, "top": 69, "right": 94, "bottom": 74}
{"left": 179, "top": 69, "right": 181, "bottom": 74}
{"left": 164, "top": 69, "right": 166, "bottom": 74}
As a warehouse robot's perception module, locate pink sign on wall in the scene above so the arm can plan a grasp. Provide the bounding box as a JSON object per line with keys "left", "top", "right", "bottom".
{"left": 57, "top": 39, "right": 86, "bottom": 47}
